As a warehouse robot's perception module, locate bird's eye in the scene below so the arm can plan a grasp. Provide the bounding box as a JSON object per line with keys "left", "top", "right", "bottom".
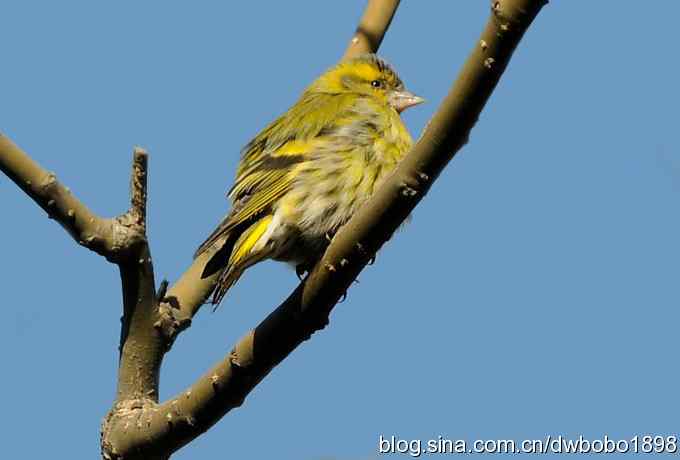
{"left": 371, "top": 79, "right": 383, "bottom": 88}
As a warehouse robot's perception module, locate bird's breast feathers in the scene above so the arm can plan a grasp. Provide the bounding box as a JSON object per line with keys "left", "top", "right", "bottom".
{"left": 278, "top": 103, "right": 412, "bottom": 239}
{"left": 226, "top": 94, "right": 413, "bottom": 266}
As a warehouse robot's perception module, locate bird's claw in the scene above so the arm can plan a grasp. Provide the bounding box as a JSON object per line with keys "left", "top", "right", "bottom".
{"left": 156, "top": 279, "right": 169, "bottom": 303}
{"left": 295, "top": 265, "right": 307, "bottom": 280}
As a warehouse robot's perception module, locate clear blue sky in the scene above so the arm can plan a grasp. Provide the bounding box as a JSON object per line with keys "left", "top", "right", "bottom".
{"left": 2, "top": 1, "right": 678, "bottom": 459}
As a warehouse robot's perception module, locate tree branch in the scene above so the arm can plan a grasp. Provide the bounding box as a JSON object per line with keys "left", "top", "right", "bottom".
{"left": 113, "top": 148, "right": 163, "bottom": 401}
{"left": 100, "top": 0, "right": 548, "bottom": 457}
{"left": 0, "top": 134, "right": 139, "bottom": 262}
{"left": 0, "top": 136, "right": 165, "bottom": 454}
{"left": 342, "top": 0, "right": 401, "bottom": 60}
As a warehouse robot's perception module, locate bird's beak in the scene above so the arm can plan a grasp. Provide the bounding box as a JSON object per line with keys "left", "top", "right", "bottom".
{"left": 389, "top": 90, "right": 425, "bottom": 113}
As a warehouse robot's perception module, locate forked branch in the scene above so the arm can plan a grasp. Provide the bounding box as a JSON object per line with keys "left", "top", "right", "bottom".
{"left": 0, "top": 136, "right": 144, "bottom": 262}
{"left": 0, "top": 1, "right": 547, "bottom": 459}
{"left": 100, "top": 0, "right": 548, "bottom": 457}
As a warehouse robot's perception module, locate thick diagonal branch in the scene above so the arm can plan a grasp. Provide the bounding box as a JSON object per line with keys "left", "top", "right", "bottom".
{"left": 103, "top": 1, "right": 547, "bottom": 458}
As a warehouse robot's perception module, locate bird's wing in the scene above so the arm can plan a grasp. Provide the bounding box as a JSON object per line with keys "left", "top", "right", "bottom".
{"left": 225, "top": 93, "right": 358, "bottom": 227}
{"left": 194, "top": 163, "right": 296, "bottom": 258}
{"left": 225, "top": 164, "right": 298, "bottom": 229}
{"left": 195, "top": 138, "right": 309, "bottom": 259}
{"left": 231, "top": 92, "right": 356, "bottom": 188}
{"left": 195, "top": 93, "right": 355, "bottom": 258}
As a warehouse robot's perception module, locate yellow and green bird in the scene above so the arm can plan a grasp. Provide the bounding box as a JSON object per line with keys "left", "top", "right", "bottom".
{"left": 196, "top": 54, "right": 424, "bottom": 305}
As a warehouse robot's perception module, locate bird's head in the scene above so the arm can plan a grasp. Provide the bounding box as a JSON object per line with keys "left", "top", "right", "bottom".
{"left": 309, "top": 54, "right": 424, "bottom": 113}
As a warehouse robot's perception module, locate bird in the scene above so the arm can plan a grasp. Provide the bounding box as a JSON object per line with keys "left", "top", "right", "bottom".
{"left": 195, "top": 54, "right": 424, "bottom": 306}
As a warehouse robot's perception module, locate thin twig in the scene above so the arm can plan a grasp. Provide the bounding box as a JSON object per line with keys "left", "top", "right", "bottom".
{"left": 129, "top": 147, "right": 148, "bottom": 228}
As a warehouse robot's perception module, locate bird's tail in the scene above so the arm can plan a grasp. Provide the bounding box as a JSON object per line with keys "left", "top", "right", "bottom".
{"left": 194, "top": 214, "right": 234, "bottom": 260}
{"left": 195, "top": 215, "right": 273, "bottom": 306}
